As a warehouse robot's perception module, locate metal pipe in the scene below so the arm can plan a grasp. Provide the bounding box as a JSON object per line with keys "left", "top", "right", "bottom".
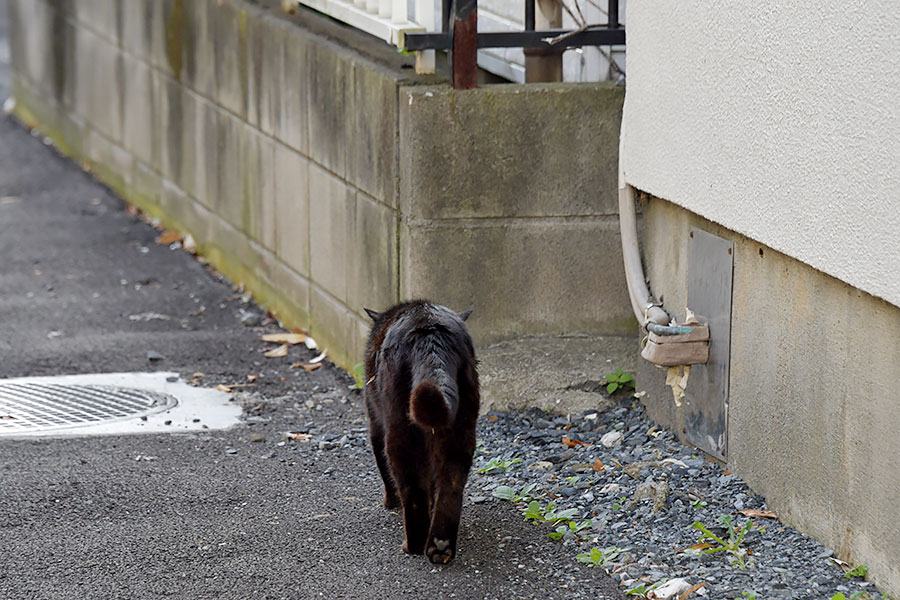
{"left": 608, "top": 0, "right": 618, "bottom": 27}
{"left": 525, "top": 0, "right": 535, "bottom": 31}
{"left": 618, "top": 132, "right": 669, "bottom": 329}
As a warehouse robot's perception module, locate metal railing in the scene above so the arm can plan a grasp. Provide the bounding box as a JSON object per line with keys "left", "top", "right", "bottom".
{"left": 295, "top": 0, "right": 624, "bottom": 88}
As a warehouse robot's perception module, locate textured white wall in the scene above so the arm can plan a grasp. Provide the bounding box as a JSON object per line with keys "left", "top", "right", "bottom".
{"left": 621, "top": 1, "right": 900, "bottom": 308}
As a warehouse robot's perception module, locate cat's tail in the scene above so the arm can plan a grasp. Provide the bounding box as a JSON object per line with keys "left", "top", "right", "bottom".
{"left": 409, "top": 366, "right": 459, "bottom": 429}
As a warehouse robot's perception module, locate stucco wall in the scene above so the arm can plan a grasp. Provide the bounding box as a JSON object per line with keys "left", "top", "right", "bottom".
{"left": 621, "top": 1, "right": 900, "bottom": 308}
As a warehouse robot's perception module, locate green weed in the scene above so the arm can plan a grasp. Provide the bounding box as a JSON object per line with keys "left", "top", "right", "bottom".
{"left": 690, "top": 514, "right": 756, "bottom": 569}
{"left": 492, "top": 483, "right": 537, "bottom": 503}
{"left": 844, "top": 564, "right": 868, "bottom": 579}
{"left": 576, "top": 547, "right": 623, "bottom": 567}
{"left": 605, "top": 369, "right": 635, "bottom": 395}
{"left": 476, "top": 457, "right": 523, "bottom": 474}
{"left": 626, "top": 580, "right": 666, "bottom": 598}
{"left": 348, "top": 363, "right": 365, "bottom": 390}
{"left": 547, "top": 519, "right": 593, "bottom": 540}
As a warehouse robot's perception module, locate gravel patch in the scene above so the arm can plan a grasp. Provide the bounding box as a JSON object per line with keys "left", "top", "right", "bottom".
{"left": 456, "top": 400, "right": 886, "bottom": 600}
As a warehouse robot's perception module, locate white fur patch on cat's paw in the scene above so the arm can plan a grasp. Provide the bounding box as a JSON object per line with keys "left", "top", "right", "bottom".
{"left": 426, "top": 537, "right": 454, "bottom": 564}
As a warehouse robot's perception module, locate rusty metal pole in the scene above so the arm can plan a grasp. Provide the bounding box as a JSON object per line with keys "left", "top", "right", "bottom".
{"left": 449, "top": 0, "right": 478, "bottom": 89}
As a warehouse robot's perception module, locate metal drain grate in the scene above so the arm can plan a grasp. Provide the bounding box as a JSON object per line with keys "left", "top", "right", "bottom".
{"left": 0, "top": 384, "right": 178, "bottom": 433}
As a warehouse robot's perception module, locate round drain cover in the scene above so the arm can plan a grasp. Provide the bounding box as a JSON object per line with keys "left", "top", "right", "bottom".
{"left": 0, "top": 383, "right": 178, "bottom": 433}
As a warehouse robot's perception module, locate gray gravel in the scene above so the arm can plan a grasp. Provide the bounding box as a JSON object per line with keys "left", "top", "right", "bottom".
{"left": 464, "top": 403, "right": 886, "bottom": 599}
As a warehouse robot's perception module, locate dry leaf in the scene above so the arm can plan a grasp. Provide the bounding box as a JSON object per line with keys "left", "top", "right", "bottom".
{"left": 309, "top": 350, "right": 328, "bottom": 364}
{"left": 192, "top": 372, "right": 205, "bottom": 378}
{"left": 739, "top": 509, "right": 778, "bottom": 519}
{"left": 1, "top": 415, "right": 14, "bottom": 420}
{"left": 677, "top": 582, "right": 708, "bottom": 600}
{"left": 684, "top": 542, "right": 714, "bottom": 552}
{"left": 264, "top": 343, "right": 289, "bottom": 358}
{"left": 562, "top": 435, "right": 590, "bottom": 448}
{"left": 216, "top": 384, "right": 232, "bottom": 393}
{"left": 246, "top": 374, "right": 259, "bottom": 383}
{"left": 284, "top": 432, "right": 312, "bottom": 441}
{"left": 260, "top": 333, "right": 308, "bottom": 345}
{"left": 592, "top": 458, "right": 606, "bottom": 472}
{"left": 290, "top": 362, "right": 322, "bottom": 372}
{"left": 304, "top": 337, "right": 318, "bottom": 350}
{"left": 155, "top": 231, "right": 182, "bottom": 245}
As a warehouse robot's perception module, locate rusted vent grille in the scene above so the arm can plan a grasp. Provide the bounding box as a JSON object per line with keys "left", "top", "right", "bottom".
{"left": 0, "top": 384, "right": 178, "bottom": 433}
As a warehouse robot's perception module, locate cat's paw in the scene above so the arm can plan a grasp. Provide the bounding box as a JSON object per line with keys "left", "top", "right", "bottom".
{"left": 425, "top": 538, "right": 454, "bottom": 565}
{"left": 401, "top": 538, "right": 425, "bottom": 555}
{"left": 383, "top": 492, "right": 400, "bottom": 510}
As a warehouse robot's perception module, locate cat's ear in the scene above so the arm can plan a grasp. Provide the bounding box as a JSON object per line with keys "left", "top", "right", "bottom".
{"left": 457, "top": 307, "right": 473, "bottom": 321}
{"left": 364, "top": 308, "right": 380, "bottom": 321}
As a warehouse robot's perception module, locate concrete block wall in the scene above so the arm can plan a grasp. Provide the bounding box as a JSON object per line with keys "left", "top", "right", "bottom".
{"left": 7, "top": 0, "right": 635, "bottom": 377}
{"left": 636, "top": 195, "right": 900, "bottom": 596}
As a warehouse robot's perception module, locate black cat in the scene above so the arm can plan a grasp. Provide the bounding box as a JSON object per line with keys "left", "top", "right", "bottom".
{"left": 363, "top": 300, "right": 479, "bottom": 565}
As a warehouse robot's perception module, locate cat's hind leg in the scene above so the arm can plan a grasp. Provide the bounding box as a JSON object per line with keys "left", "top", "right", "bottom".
{"left": 386, "top": 428, "right": 430, "bottom": 554}
{"left": 426, "top": 452, "right": 472, "bottom": 564}
{"left": 367, "top": 417, "right": 400, "bottom": 509}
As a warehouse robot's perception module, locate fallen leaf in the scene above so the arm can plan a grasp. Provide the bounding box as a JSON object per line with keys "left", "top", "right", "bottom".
{"left": 155, "top": 231, "right": 182, "bottom": 245}
{"left": 264, "top": 343, "right": 289, "bottom": 358}
{"left": 216, "top": 384, "right": 232, "bottom": 393}
{"left": 309, "top": 350, "right": 328, "bottom": 364}
{"left": 722, "top": 470, "right": 732, "bottom": 475}
{"left": 192, "top": 372, "right": 205, "bottom": 378}
{"left": 684, "top": 542, "right": 714, "bottom": 552}
{"left": 0, "top": 415, "right": 14, "bottom": 420}
{"left": 304, "top": 337, "right": 318, "bottom": 350}
{"left": 677, "top": 582, "right": 708, "bottom": 600}
{"left": 290, "top": 362, "right": 322, "bottom": 372}
{"left": 182, "top": 234, "right": 197, "bottom": 253}
{"left": 246, "top": 374, "right": 259, "bottom": 383}
{"left": 486, "top": 415, "right": 497, "bottom": 421}
{"left": 739, "top": 509, "right": 777, "bottom": 519}
{"left": 284, "top": 432, "right": 312, "bottom": 441}
{"left": 592, "top": 458, "right": 606, "bottom": 472}
{"left": 562, "top": 435, "right": 590, "bottom": 448}
{"left": 260, "top": 333, "right": 308, "bottom": 345}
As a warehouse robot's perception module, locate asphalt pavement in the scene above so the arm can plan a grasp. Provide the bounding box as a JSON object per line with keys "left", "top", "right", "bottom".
{"left": 0, "top": 7, "right": 623, "bottom": 599}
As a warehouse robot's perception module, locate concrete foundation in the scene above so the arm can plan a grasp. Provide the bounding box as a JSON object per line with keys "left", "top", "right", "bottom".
{"left": 636, "top": 195, "right": 900, "bottom": 596}
{"left": 7, "top": 0, "right": 636, "bottom": 412}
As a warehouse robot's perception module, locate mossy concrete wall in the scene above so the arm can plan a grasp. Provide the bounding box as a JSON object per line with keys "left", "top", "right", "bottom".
{"left": 7, "top": 0, "right": 635, "bottom": 403}
{"left": 636, "top": 195, "right": 900, "bottom": 596}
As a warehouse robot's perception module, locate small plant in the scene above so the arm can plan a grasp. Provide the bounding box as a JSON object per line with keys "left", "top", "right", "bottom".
{"left": 348, "top": 363, "right": 365, "bottom": 390}
{"left": 476, "top": 457, "right": 523, "bottom": 473}
{"left": 492, "top": 483, "right": 537, "bottom": 503}
{"left": 626, "top": 580, "right": 666, "bottom": 598}
{"left": 690, "top": 514, "right": 756, "bottom": 569}
{"left": 605, "top": 369, "right": 635, "bottom": 395}
{"left": 691, "top": 498, "right": 708, "bottom": 509}
{"left": 844, "top": 563, "right": 868, "bottom": 579}
{"left": 611, "top": 496, "right": 627, "bottom": 511}
{"left": 547, "top": 519, "right": 593, "bottom": 540}
{"left": 739, "top": 592, "right": 758, "bottom": 600}
{"left": 577, "top": 547, "right": 623, "bottom": 567}
{"left": 831, "top": 593, "right": 870, "bottom": 600}
{"left": 523, "top": 500, "right": 579, "bottom": 524}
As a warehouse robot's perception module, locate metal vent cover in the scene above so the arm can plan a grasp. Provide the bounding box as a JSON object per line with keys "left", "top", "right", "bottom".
{"left": 0, "top": 383, "right": 178, "bottom": 433}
